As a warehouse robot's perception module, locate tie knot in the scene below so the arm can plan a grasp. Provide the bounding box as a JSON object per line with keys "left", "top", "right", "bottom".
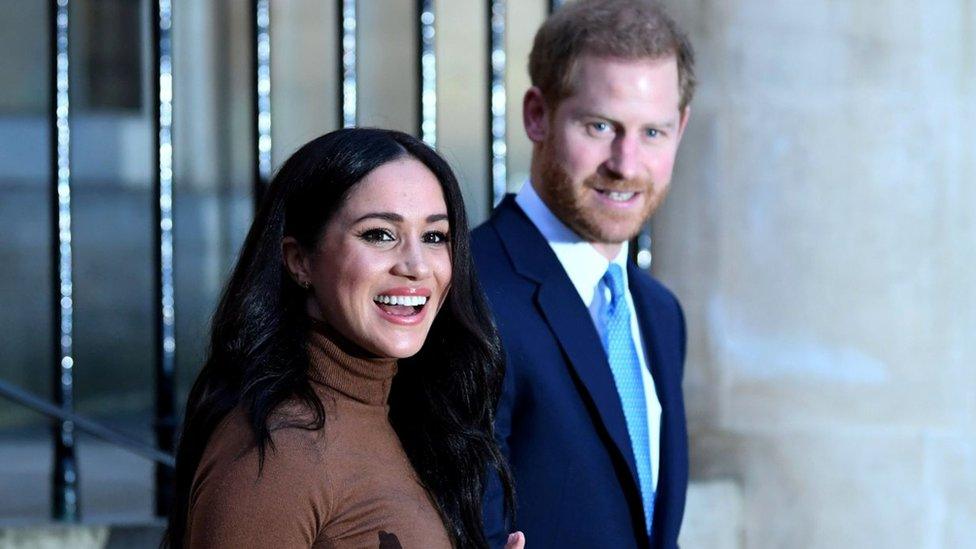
{"left": 603, "top": 263, "right": 627, "bottom": 305}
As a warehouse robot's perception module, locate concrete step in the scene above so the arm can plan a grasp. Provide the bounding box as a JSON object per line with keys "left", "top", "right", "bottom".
{"left": 0, "top": 522, "right": 164, "bottom": 549}
{"left": 0, "top": 432, "right": 156, "bottom": 521}
{"left": 0, "top": 430, "right": 164, "bottom": 548}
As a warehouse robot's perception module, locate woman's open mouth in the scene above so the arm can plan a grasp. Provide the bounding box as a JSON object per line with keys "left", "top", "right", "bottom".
{"left": 372, "top": 294, "right": 428, "bottom": 317}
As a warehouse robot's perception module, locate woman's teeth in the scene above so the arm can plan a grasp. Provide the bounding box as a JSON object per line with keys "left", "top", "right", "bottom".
{"left": 373, "top": 295, "right": 428, "bottom": 306}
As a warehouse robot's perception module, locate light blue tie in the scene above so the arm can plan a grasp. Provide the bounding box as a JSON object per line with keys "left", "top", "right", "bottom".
{"left": 601, "top": 263, "right": 654, "bottom": 534}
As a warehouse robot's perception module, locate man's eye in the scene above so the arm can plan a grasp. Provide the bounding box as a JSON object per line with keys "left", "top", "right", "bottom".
{"left": 589, "top": 122, "right": 610, "bottom": 133}
{"left": 422, "top": 231, "right": 450, "bottom": 245}
{"left": 646, "top": 128, "right": 661, "bottom": 138}
{"left": 359, "top": 228, "right": 395, "bottom": 243}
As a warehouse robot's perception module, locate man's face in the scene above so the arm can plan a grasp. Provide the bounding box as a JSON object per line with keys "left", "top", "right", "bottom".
{"left": 528, "top": 55, "right": 689, "bottom": 245}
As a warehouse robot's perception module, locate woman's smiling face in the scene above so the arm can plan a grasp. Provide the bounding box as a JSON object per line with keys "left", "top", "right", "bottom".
{"left": 293, "top": 157, "right": 452, "bottom": 358}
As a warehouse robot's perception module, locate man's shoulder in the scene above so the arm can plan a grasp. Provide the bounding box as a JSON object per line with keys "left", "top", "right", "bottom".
{"left": 470, "top": 205, "right": 541, "bottom": 273}
{"left": 470, "top": 217, "right": 504, "bottom": 265}
{"left": 629, "top": 264, "right": 683, "bottom": 313}
{"left": 470, "top": 217, "right": 517, "bottom": 296}
{"left": 470, "top": 217, "right": 496, "bottom": 248}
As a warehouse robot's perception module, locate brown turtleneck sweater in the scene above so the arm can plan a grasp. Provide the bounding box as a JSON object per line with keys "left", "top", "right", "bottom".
{"left": 185, "top": 324, "right": 453, "bottom": 548}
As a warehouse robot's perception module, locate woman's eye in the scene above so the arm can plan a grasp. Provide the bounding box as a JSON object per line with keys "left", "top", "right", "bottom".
{"left": 359, "top": 228, "right": 396, "bottom": 243}
{"left": 422, "top": 231, "right": 449, "bottom": 245}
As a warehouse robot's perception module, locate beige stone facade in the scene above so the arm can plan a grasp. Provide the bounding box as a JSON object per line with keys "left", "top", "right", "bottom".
{"left": 656, "top": 1, "right": 976, "bottom": 547}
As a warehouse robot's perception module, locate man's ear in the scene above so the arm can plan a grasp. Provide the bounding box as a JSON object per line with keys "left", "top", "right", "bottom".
{"left": 676, "top": 105, "right": 691, "bottom": 143}
{"left": 523, "top": 87, "right": 550, "bottom": 143}
{"left": 281, "top": 236, "right": 310, "bottom": 287}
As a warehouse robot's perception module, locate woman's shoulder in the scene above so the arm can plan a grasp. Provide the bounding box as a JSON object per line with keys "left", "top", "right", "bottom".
{"left": 200, "top": 402, "right": 330, "bottom": 479}
{"left": 191, "top": 404, "right": 336, "bottom": 506}
{"left": 186, "top": 404, "right": 335, "bottom": 546}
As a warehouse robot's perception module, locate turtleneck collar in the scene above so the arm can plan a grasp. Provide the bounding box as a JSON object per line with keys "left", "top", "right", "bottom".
{"left": 306, "top": 319, "right": 398, "bottom": 406}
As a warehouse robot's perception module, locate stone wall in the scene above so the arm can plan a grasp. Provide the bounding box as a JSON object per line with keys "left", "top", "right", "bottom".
{"left": 655, "top": 1, "right": 976, "bottom": 547}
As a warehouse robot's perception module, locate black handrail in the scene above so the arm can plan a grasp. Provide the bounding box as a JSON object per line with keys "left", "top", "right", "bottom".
{"left": 0, "top": 379, "right": 176, "bottom": 468}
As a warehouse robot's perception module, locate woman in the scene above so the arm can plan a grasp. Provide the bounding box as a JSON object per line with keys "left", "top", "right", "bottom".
{"left": 164, "top": 128, "right": 522, "bottom": 548}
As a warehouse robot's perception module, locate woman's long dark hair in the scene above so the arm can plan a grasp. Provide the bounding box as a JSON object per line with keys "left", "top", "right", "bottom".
{"left": 164, "top": 128, "right": 514, "bottom": 548}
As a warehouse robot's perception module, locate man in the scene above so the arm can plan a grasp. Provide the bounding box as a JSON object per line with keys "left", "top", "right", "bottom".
{"left": 473, "top": 1, "right": 694, "bottom": 547}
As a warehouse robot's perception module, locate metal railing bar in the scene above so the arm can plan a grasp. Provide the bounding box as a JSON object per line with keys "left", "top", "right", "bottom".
{"left": 339, "top": 0, "right": 358, "bottom": 128}
{"left": 488, "top": 0, "right": 507, "bottom": 208}
{"left": 417, "top": 0, "right": 437, "bottom": 147}
{"left": 634, "top": 226, "right": 653, "bottom": 270}
{"left": 0, "top": 380, "right": 176, "bottom": 468}
{"left": 49, "top": 0, "right": 79, "bottom": 522}
{"left": 253, "top": 0, "right": 273, "bottom": 208}
{"left": 152, "top": 0, "right": 178, "bottom": 517}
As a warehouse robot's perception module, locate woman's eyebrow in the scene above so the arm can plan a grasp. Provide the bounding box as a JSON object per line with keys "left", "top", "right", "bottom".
{"left": 353, "top": 212, "right": 402, "bottom": 223}
{"left": 352, "top": 212, "right": 449, "bottom": 223}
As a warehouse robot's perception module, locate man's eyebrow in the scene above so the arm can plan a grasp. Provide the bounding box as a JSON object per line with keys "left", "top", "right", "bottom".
{"left": 574, "top": 110, "right": 678, "bottom": 130}
{"left": 575, "top": 109, "right": 617, "bottom": 123}
{"left": 352, "top": 212, "right": 450, "bottom": 224}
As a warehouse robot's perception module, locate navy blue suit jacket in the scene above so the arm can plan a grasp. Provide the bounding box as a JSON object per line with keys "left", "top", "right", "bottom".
{"left": 473, "top": 196, "right": 688, "bottom": 549}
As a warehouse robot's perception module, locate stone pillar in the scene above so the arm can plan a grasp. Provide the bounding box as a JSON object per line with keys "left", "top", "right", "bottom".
{"left": 655, "top": 1, "right": 976, "bottom": 547}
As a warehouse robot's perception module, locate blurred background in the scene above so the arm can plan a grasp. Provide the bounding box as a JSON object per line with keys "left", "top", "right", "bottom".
{"left": 0, "top": 0, "right": 973, "bottom": 547}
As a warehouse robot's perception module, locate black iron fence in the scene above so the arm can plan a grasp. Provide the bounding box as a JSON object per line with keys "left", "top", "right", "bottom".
{"left": 1, "top": 0, "right": 658, "bottom": 522}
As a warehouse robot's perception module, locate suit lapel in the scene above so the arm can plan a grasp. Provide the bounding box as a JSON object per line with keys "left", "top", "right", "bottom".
{"left": 628, "top": 262, "right": 673, "bottom": 530}
{"left": 628, "top": 262, "right": 669, "bottom": 410}
{"left": 491, "top": 196, "right": 641, "bottom": 493}
{"left": 535, "top": 280, "right": 641, "bottom": 487}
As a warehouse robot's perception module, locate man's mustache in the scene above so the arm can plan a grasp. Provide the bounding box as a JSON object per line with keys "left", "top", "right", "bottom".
{"left": 582, "top": 174, "right": 653, "bottom": 193}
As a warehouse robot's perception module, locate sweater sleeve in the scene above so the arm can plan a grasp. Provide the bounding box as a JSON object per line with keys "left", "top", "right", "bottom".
{"left": 186, "top": 420, "right": 333, "bottom": 548}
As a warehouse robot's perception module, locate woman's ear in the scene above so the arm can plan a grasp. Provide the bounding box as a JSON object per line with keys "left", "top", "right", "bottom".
{"left": 281, "top": 236, "right": 311, "bottom": 287}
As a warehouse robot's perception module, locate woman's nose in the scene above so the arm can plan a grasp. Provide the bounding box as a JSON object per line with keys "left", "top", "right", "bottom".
{"left": 392, "top": 239, "right": 432, "bottom": 280}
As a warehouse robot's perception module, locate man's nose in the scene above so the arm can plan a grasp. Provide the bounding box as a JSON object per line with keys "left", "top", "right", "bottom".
{"left": 604, "top": 134, "right": 640, "bottom": 180}
{"left": 392, "top": 239, "right": 432, "bottom": 280}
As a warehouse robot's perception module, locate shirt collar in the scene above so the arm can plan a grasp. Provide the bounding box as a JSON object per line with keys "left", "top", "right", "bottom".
{"left": 515, "top": 181, "right": 630, "bottom": 306}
